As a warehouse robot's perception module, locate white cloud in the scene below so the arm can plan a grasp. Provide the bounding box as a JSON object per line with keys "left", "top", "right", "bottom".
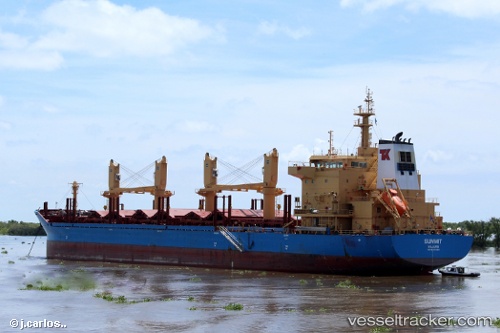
{"left": 422, "top": 0, "right": 500, "bottom": 18}
{"left": 282, "top": 144, "right": 311, "bottom": 163}
{"left": 424, "top": 149, "right": 454, "bottom": 163}
{"left": 313, "top": 138, "right": 329, "bottom": 154}
{"left": 0, "top": 29, "right": 64, "bottom": 70}
{"left": 0, "top": 121, "right": 12, "bottom": 130}
{"left": 258, "top": 21, "right": 311, "bottom": 40}
{"left": 0, "top": 50, "right": 63, "bottom": 70}
{"left": 34, "top": 0, "right": 217, "bottom": 57}
{"left": 0, "top": 29, "right": 29, "bottom": 49}
{"left": 0, "top": 0, "right": 220, "bottom": 70}
{"left": 340, "top": 0, "right": 500, "bottom": 18}
{"left": 176, "top": 120, "right": 216, "bottom": 133}
{"left": 42, "top": 104, "right": 61, "bottom": 114}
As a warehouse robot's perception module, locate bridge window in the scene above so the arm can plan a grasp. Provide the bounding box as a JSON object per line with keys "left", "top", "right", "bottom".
{"left": 397, "top": 163, "right": 415, "bottom": 173}
{"left": 399, "top": 151, "right": 412, "bottom": 163}
{"left": 350, "top": 161, "right": 368, "bottom": 168}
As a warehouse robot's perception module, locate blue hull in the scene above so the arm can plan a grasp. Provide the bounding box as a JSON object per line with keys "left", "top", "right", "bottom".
{"left": 35, "top": 211, "right": 473, "bottom": 275}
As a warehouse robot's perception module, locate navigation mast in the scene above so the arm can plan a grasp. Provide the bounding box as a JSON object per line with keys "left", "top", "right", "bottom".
{"left": 354, "top": 88, "right": 376, "bottom": 157}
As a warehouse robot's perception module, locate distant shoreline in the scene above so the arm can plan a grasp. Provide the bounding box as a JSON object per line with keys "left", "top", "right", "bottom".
{"left": 0, "top": 221, "right": 46, "bottom": 236}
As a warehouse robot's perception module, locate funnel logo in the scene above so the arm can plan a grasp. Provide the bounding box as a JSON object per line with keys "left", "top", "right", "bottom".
{"left": 380, "top": 149, "right": 391, "bottom": 160}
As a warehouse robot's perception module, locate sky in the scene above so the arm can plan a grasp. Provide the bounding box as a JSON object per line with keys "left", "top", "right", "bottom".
{"left": 1, "top": 0, "right": 499, "bottom": 223}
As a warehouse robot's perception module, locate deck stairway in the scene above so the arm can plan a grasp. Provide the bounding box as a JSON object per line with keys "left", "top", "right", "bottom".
{"left": 219, "top": 226, "right": 245, "bottom": 252}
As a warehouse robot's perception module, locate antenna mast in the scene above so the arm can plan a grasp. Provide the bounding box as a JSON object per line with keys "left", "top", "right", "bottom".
{"left": 328, "top": 130, "right": 335, "bottom": 157}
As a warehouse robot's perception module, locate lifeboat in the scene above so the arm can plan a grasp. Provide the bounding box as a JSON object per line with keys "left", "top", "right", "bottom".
{"left": 381, "top": 189, "right": 408, "bottom": 216}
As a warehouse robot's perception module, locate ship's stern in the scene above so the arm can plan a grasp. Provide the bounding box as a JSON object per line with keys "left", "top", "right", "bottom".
{"left": 391, "top": 233, "right": 473, "bottom": 271}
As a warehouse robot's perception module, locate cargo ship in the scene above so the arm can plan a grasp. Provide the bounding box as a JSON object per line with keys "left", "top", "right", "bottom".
{"left": 35, "top": 90, "right": 472, "bottom": 275}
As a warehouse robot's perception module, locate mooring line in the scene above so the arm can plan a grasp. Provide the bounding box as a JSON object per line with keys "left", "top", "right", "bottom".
{"left": 26, "top": 224, "right": 42, "bottom": 257}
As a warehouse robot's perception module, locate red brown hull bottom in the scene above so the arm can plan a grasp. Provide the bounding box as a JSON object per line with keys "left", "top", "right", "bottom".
{"left": 47, "top": 241, "right": 435, "bottom": 275}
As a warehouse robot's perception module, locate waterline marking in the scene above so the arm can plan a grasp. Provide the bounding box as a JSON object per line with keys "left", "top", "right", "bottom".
{"left": 347, "top": 314, "right": 497, "bottom": 328}
{"left": 9, "top": 319, "right": 66, "bottom": 330}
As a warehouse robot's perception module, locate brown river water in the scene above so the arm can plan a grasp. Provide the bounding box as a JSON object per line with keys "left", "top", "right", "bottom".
{"left": 0, "top": 235, "right": 499, "bottom": 333}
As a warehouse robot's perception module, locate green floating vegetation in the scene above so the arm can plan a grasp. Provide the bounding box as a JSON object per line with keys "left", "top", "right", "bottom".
{"left": 115, "top": 295, "right": 127, "bottom": 304}
{"left": 8, "top": 260, "right": 15, "bottom": 264}
{"left": 20, "top": 272, "right": 96, "bottom": 291}
{"left": 94, "top": 291, "right": 154, "bottom": 304}
{"left": 187, "top": 296, "right": 195, "bottom": 302}
{"left": 299, "top": 279, "right": 308, "bottom": 285}
{"left": 24, "top": 283, "right": 67, "bottom": 291}
{"left": 94, "top": 291, "right": 115, "bottom": 302}
{"left": 24, "top": 270, "right": 97, "bottom": 292}
{"left": 223, "top": 303, "right": 244, "bottom": 311}
{"left": 370, "top": 326, "right": 392, "bottom": 333}
{"left": 189, "top": 306, "right": 197, "bottom": 311}
{"left": 335, "top": 279, "right": 360, "bottom": 289}
{"left": 300, "top": 307, "right": 328, "bottom": 314}
{"left": 189, "top": 277, "right": 202, "bottom": 282}
{"left": 1, "top": 250, "right": 7, "bottom": 254}
{"left": 94, "top": 291, "right": 128, "bottom": 303}
{"left": 493, "top": 318, "right": 500, "bottom": 328}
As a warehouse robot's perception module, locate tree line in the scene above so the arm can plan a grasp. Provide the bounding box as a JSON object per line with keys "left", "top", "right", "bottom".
{"left": 0, "top": 220, "right": 46, "bottom": 236}
{"left": 443, "top": 217, "right": 500, "bottom": 249}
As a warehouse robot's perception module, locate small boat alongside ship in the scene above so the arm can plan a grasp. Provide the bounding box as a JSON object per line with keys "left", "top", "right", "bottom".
{"left": 35, "top": 89, "right": 473, "bottom": 275}
{"left": 439, "top": 265, "right": 480, "bottom": 277}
